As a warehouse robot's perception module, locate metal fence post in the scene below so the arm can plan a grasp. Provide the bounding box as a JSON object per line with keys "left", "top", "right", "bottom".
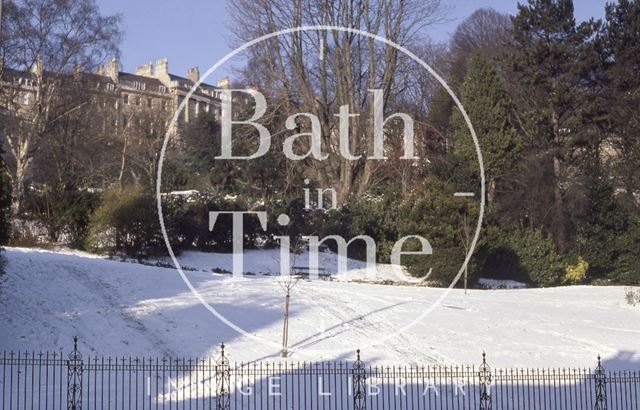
{"left": 352, "top": 349, "right": 366, "bottom": 410}
{"left": 215, "top": 343, "right": 230, "bottom": 410}
{"left": 479, "top": 352, "right": 491, "bottom": 410}
{"left": 67, "top": 336, "right": 83, "bottom": 410}
{"left": 594, "top": 355, "right": 607, "bottom": 410}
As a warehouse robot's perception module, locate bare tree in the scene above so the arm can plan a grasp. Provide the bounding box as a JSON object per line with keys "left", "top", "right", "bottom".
{"left": 276, "top": 272, "right": 300, "bottom": 358}
{"left": 459, "top": 205, "right": 473, "bottom": 295}
{"left": 228, "top": 0, "right": 445, "bottom": 202}
{"left": 0, "top": 0, "right": 121, "bottom": 211}
{"left": 273, "top": 236, "right": 308, "bottom": 358}
{"left": 120, "top": 109, "right": 171, "bottom": 189}
{"left": 447, "top": 8, "right": 512, "bottom": 88}
{"left": 450, "top": 8, "right": 512, "bottom": 60}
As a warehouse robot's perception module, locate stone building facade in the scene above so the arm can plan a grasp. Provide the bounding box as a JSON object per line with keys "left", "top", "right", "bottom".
{"left": 95, "top": 57, "right": 227, "bottom": 135}
{"left": 0, "top": 57, "right": 229, "bottom": 188}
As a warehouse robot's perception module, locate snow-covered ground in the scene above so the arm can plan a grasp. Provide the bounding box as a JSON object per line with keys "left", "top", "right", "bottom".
{"left": 151, "top": 248, "right": 422, "bottom": 283}
{"left": 1, "top": 247, "right": 639, "bottom": 371}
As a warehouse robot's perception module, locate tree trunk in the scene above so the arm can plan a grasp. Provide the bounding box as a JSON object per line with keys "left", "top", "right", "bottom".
{"left": 11, "top": 151, "right": 32, "bottom": 213}
{"left": 552, "top": 154, "right": 567, "bottom": 253}
{"left": 487, "top": 179, "right": 496, "bottom": 205}
{"left": 281, "top": 292, "right": 290, "bottom": 358}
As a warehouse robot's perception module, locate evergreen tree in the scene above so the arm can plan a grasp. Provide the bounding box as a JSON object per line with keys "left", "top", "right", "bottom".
{"left": 570, "top": 159, "right": 626, "bottom": 280}
{"left": 595, "top": 0, "right": 640, "bottom": 285}
{"left": 599, "top": 0, "right": 640, "bottom": 212}
{"left": 399, "top": 175, "right": 479, "bottom": 287}
{"left": 508, "top": 0, "right": 600, "bottom": 252}
{"left": 449, "top": 53, "right": 522, "bottom": 205}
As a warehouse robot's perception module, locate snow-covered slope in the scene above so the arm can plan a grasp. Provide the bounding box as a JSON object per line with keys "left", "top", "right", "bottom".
{"left": 1, "top": 247, "right": 639, "bottom": 370}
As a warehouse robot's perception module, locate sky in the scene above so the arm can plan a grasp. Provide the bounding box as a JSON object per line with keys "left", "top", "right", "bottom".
{"left": 95, "top": 0, "right": 609, "bottom": 83}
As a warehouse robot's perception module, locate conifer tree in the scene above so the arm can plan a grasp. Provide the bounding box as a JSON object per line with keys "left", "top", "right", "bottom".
{"left": 507, "top": 0, "right": 599, "bottom": 252}
{"left": 599, "top": 0, "right": 640, "bottom": 211}
{"left": 449, "top": 53, "right": 522, "bottom": 205}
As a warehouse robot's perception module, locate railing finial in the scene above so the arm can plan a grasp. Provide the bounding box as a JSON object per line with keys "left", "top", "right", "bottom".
{"left": 67, "top": 336, "right": 83, "bottom": 410}
{"left": 352, "top": 348, "right": 366, "bottom": 410}
{"left": 594, "top": 354, "right": 607, "bottom": 410}
{"left": 216, "top": 342, "right": 230, "bottom": 410}
{"left": 479, "top": 351, "right": 492, "bottom": 410}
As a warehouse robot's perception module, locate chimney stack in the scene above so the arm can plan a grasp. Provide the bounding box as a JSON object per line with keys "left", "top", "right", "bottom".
{"left": 156, "top": 58, "right": 169, "bottom": 76}
{"left": 217, "top": 76, "right": 230, "bottom": 89}
{"left": 106, "top": 58, "right": 119, "bottom": 82}
{"left": 186, "top": 66, "right": 200, "bottom": 83}
{"left": 154, "top": 58, "right": 171, "bottom": 85}
{"left": 135, "top": 61, "right": 153, "bottom": 77}
{"left": 72, "top": 64, "right": 82, "bottom": 80}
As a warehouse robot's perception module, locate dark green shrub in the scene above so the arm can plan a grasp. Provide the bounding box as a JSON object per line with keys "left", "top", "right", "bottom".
{"left": 162, "top": 192, "right": 269, "bottom": 253}
{"left": 398, "top": 176, "right": 476, "bottom": 286}
{"left": 478, "top": 225, "right": 565, "bottom": 287}
{"left": 86, "top": 186, "right": 164, "bottom": 257}
{"left": 265, "top": 198, "right": 327, "bottom": 249}
{"left": 25, "top": 187, "right": 99, "bottom": 248}
{"left": 317, "top": 188, "right": 402, "bottom": 263}
{"left": 610, "top": 219, "right": 640, "bottom": 285}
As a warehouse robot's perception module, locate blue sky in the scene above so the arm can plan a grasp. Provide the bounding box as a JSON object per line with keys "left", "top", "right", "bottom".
{"left": 96, "top": 0, "right": 609, "bottom": 82}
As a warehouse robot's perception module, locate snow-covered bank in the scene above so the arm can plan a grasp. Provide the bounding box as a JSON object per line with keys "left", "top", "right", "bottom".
{"left": 147, "top": 248, "right": 421, "bottom": 283}
{"left": 0, "top": 247, "right": 639, "bottom": 370}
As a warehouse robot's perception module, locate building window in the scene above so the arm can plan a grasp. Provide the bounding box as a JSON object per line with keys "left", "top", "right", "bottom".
{"left": 147, "top": 98, "right": 152, "bottom": 108}
{"left": 123, "top": 94, "right": 129, "bottom": 104}
{"left": 133, "top": 81, "right": 146, "bottom": 91}
{"left": 159, "top": 85, "right": 166, "bottom": 93}
{"left": 19, "top": 92, "right": 30, "bottom": 105}
{"left": 162, "top": 100, "right": 168, "bottom": 111}
{"left": 135, "top": 96, "right": 141, "bottom": 106}
{"left": 107, "top": 83, "right": 115, "bottom": 91}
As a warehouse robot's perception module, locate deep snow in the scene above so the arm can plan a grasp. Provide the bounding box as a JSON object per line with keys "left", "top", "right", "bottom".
{"left": 0, "top": 247, "right": 639, "bottom": 371}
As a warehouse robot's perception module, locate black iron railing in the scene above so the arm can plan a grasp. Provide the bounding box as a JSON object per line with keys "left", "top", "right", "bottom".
{"left": 1, "top": 338, "right": 639, "bottom": 409}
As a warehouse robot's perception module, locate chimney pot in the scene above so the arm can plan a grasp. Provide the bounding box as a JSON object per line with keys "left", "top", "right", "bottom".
{"left": 135, "top": 61, "right": 153, "bottom": 77}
